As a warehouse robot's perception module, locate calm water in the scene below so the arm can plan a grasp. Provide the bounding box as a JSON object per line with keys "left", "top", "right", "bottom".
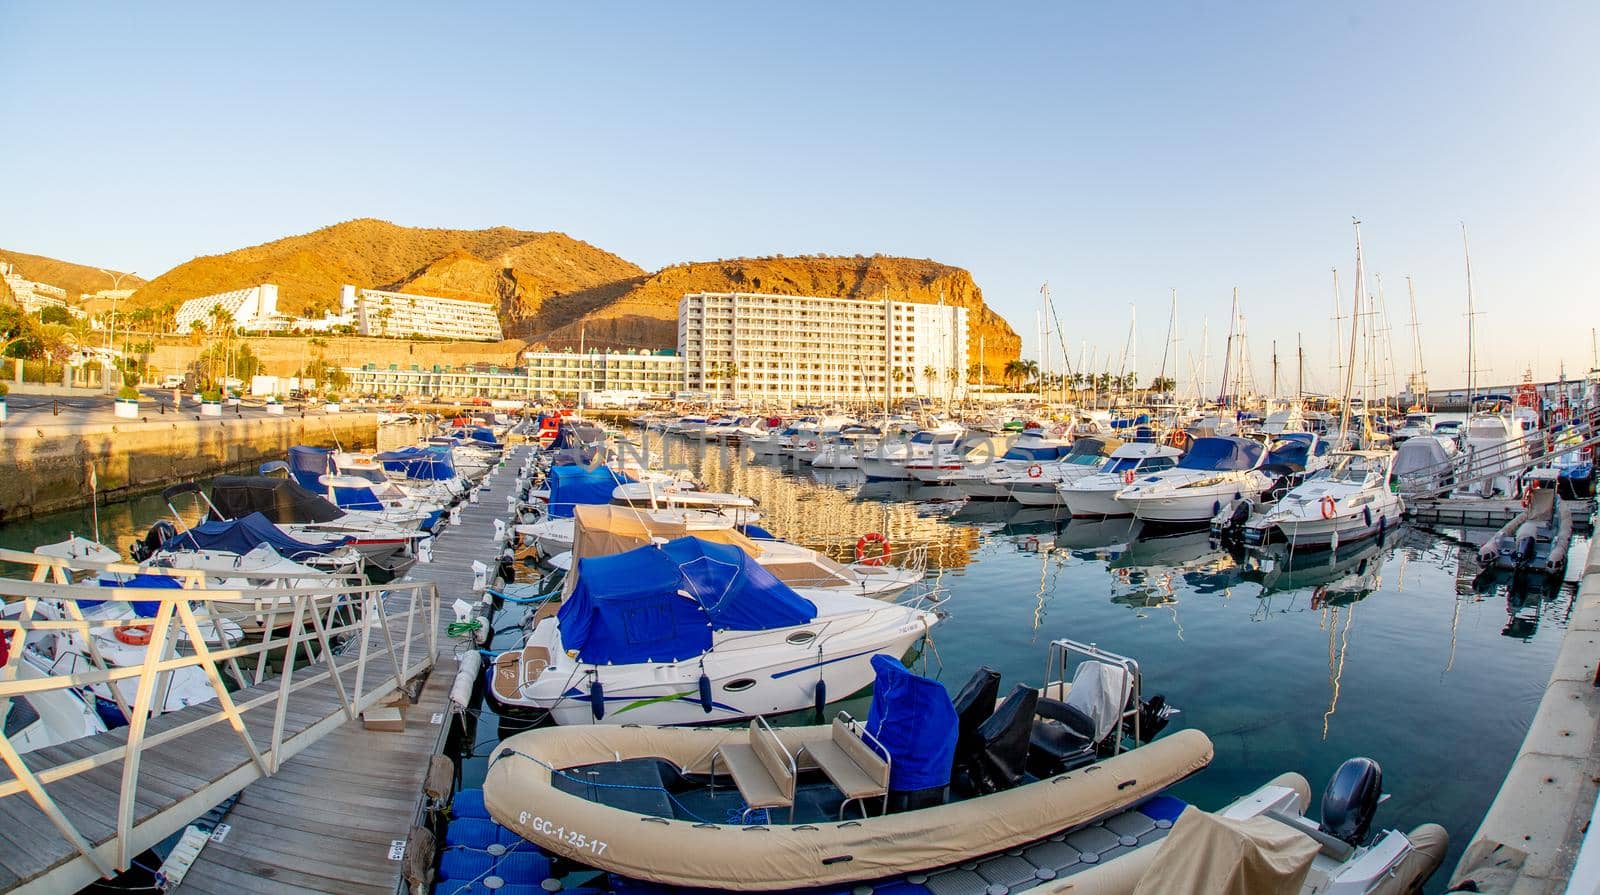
{"left": 4, "top": 429, "right": 1577, "bottom": 892}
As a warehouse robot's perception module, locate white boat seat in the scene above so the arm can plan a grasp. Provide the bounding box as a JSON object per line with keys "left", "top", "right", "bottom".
{"left": 712, "top": 717, "right": 796, "bottom": 822}
{"left": 491, "top": 647, "right": 550, "bottom": 703}
{"left": 800, "top": 714, "right": 890, "bottom": 819}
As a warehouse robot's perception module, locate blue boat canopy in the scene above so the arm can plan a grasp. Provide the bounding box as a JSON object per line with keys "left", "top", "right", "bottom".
{"left": 331, "top": 484, "right": 384, "bottom": 512}
{"left": 864, "top": 655, "right": 958, "bottom": 792}
{"left": 375, "top": 447, "right": 457, "bottom": 481}
{"left": 96, "top": 573, "right": 182, "bottom": 617}
{"left": 557, "top": 537, "right": 818, "bottom": 665}
{"left": 467, "top": 426, "right": 500, "bottom": 447}
{"left": 163, "top": 512, "right": 351, "bottom": 558}
{"left": 545, "top": 465, "right": 633, "bottom": 518}
{"left": 1002, "top": 444, "right": 1071, "bottom": 462}
{"left": 1176, "top": 436, "right": 1263, "bottom": 471}
{"left": 287, "top": 446, "right": 333, "bottom": 491}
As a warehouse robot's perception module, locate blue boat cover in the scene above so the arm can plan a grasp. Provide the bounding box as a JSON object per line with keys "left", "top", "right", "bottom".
{"left": 287, "top": 446, "right": 333, "bottom": 491}
{"left": 375, "top": 447, "right": 457, "bottom": 481}
{"left": 468, "top": 426, "right": 500, "bottom": 447}
{"left": 163, "top": 512, "right": 352, "bottom": 557}
{"left": 557, "top": 537, "right": 817, "bottom": 665}
{"left": 864, "top": 655, "right": 958, "bottom": 792}
{"left": 1003, "top": 444, "right": 1070, "bottom": 462}
{"left": 545, "top": 465, "right": 632, "bottom": 518}
{"left": 97, "top": 573, "right": 183, "bottom": 617}
{"left": 332, "top": 485, "right": 384, "bottom": 511}
{"left": 1176, "top": 436, "right": 1263, "bottom": 471}
{"left": 1264, "top": 436, "right": 1312, "bottom": 469}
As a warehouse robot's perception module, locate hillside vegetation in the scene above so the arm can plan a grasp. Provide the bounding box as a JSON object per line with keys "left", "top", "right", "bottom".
{"left": 0, "top": 248, "right": 145, "bottom": 297}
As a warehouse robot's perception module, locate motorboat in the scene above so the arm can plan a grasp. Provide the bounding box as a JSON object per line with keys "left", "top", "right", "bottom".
{"left": 946, "top": 432, "right": 1075, "bottom": 499}
{"left": 1477, "top": 486, "right": 1573, "bottom": 577}
{"left": 1255, "top": 451, "right": 1403, "bottom": 549}
{"left": 1388, "top": 412, "right": 1436, "bottom": 444}
{"left": 1524, "top": 426, "right": 1596, "bottom": 499}
{"left": 1391, "top": 435, "right": 1458, "bottom": 495}
{"left": 486, "top": 536, "right": 940, "bottom": 725}
{"left": 1056, "top": 759, "right": 1446, "bottom": 895}
{"left": 608, "top": 480, "right": 758, "bottom": 514}
{"left": 809, "top": 425, "right": 882, "bottom": 469}
{"left": 985, "top": 436, "right": 1124, "bottom": 506}
{"left": 1059, "top": 443, "right": 1184, "bottom": 517}
{"left": 858, "top": 425, "right": 965, "bottom": 481}
{"left": 782, "top": 415, "right": 859, "bottom": 463}
{"left": 482, "top": 639, "right": 1205, "bottom": 891}
{"left": 3, "top": 652, "right": 108, "bottom": 753}
{"left": 1115, "top": 436, "right": 1275, "bottom": 524}
{"left": 1457, "top": 412, "right": 1528, "bottom": 497}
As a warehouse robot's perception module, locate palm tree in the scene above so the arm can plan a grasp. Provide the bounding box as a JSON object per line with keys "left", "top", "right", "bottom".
{"left": 1003, "top": 359, "right": 1027, "bottom": 389}
{"left": 922, "top": 365, "right": 938, "bottom": 398}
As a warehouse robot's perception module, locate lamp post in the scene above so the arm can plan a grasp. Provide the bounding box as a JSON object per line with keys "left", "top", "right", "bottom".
{"left": 96, "top": 268, "right": 135, "bottom": 392}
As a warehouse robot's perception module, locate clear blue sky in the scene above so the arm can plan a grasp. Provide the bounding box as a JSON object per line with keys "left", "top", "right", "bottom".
{"left": 3, "top": 2, "right": 1596, "bottom": 394}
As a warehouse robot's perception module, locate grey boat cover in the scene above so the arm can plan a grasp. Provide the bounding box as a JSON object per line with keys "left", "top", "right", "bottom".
{"left": 1393, "top": 437, "right": 1452, "bottom": 481}
{"left": 1132, "top": 805, "right": 1318, "bottom": 895}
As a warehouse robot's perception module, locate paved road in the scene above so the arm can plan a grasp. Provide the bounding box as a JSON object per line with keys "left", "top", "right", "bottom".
{"left": 1, "top": 390, "right": 364, "bottom": 428}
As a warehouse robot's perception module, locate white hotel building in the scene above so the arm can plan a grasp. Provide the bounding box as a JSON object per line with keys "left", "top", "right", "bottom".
{"left": 341, "top": 285, "right": 503, "bottom": 342}
{"left": 677, "top": 292, "right": 968, "bottom": 403}
{"left": 174, "top": 284, "right": 285, "bottom": 333}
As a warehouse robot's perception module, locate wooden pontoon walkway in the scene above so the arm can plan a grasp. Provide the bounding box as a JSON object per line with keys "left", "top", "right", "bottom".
{"left": 174, "top": 445, "right": 529, "bottom": 894}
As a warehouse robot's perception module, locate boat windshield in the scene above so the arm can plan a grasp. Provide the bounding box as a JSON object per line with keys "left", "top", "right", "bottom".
{"left": 1403, "top": 414, "right": 1430, "bottom": 427}
{"left": 1067, "top": 453, "right": 1105, "bottom": 466}
{"left": 338, "top": 467, "right": 388, "bottom": 484}
{"left": 1102, "top": 455, "right": 1176, "bottom": 474}
{"left": 1323, "top": 454, "right": 1380, "bottom": 483}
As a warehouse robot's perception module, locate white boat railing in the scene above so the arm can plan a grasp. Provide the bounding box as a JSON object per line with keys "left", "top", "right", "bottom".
{"left": 0, "top": 547, "right": 440, "bottom": 880}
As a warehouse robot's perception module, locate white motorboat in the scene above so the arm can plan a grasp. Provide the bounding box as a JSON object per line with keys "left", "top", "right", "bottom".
{"left": 858, "top": 426, "right": 965, "bottom": 481}
{"left": 1457, "top": 411, "right": 1529, "bottom": 497}
{"left": 517, "top": 506, "right": 741, "bottom": 558}
{"left": 986, "top": 437, "right": 1123, "bottom": 506}
{"left": 1387, "top": 411, "right": 1436, "bottom": 444}
{"left": 1060, "top": 443, "right": 1184, "bottom": 517}
{"left": 608, "top": 481, "right": 758, "bottom": 513}
{"left": 488, "top": 536, "right": 939, "bottom": 725}
{"left": 3, "top": 652, "right": 108, "bottom": 753}
{"left": 947, "top": 434, "right": 1076, "bottom": 499}
{"left": 1259, "top": 451, "right": 1403, "bottom": 549}
{"left": 1115, "top": 436, "right": 1274, "bottom": 524}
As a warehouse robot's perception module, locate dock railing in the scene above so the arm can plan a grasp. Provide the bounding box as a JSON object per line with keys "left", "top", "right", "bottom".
{"left": 1399, "top": 406, "right": 1600, "bottom": 500}
{"left": 0, "top": 548, "right": 440, "bottom": 883}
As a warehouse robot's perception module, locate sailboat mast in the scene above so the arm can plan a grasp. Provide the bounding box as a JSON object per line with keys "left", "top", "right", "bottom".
{"left": 1462, "top": 223, "right": 1477, "bottom": 415}
{"left": 1219, "top": 287, "right": 1239, "bottom": 404}
{"left": 1337, "top": 220, "right": 1364, "bottom": 443}
{"left": 1297, "top": 333, "right": 1304, "bottom": 400}
{"left": 1271, "top": 340, "right": 1279, "bottom": 400}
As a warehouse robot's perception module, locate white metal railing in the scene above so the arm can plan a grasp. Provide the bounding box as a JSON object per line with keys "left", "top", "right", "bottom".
{"left": 0, "top": 547, "right": 440, "bottom": 881}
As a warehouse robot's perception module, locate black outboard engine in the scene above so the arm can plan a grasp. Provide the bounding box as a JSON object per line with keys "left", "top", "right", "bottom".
{"left": 1133, "top": 694, "right": 1172, "bottom": 743}
{"left": 130, "top": 520, "right": 179, "bottom": 562}
{"left": 1319, "top": 757, "right": 1383, "bottom": 846}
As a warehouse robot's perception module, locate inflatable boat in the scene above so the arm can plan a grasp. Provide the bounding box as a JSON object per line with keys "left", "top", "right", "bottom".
{"left": 484, "top": 641, "right": 1210, "bottom": 891}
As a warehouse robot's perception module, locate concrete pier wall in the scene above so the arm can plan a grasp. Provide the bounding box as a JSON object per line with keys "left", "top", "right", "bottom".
{"left": 0, "top": 413, "right": 379, "bottom": 522}
{"left": 1448, "top": 534, "right": 1600, "bottom": 893}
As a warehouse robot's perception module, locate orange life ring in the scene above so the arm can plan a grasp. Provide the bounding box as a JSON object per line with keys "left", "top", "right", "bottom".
{"left": 1027, "top": 464, "right": 1043, "bottom": 479}
{"left": 855, "top": 532, "right": 890, "bottom": 566}
{"left": 1319, "top": 495, "right": 1337, "bottom": 520}
{"left": 806, "top": 439, "right": 819, "bottom": 451}
{"left": 1123, "top": 469, "right": 1136, "bottom": 485}
{"left": 115, "top": 624, "right": 153, "bottom": 646}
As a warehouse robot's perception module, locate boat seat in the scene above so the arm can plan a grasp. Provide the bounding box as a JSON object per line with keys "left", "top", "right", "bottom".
{"left": 711, "top": 716, "right": 796, "bottom": 822}
{"left": 490, "top": 647, "right": 550, "bottom": 703}
{"left": 1028, "top": 696, "right": 1100, "bottom": 778}
{"left": 800, "top": 713, "right": 890, "bottom": 819}
{"left": 956, "top": 685, "right": 1037, "bottom": 795}
{"left": 950, "top": 665, "right": 1002, "bottom": 763}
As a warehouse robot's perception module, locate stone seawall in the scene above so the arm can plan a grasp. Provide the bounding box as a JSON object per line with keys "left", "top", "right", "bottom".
{"left": 0, "top": 413, "right": 379, "bottom": 522}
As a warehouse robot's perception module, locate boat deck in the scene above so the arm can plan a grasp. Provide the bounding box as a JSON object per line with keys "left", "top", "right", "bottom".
{"left": 173, "top": 445, "right": 528, "bottom": 894}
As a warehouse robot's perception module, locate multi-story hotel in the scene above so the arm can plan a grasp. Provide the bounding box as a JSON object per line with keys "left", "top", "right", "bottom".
{"left": 340, "top": 285, "right": 503, "bottom": 342}
{"left": 343, "top": 350, "right": 685, "bottom": 400}
{"left": 174, "top": 284, "right": 285, "bottom": 333}
{"left": 677, "top": 292, "right": 968, "bottom": 403}
{"left": 0, "top": 262, "right": 73, "bottom": 315}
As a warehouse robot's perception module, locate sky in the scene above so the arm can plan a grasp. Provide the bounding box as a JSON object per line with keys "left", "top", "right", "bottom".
{"left": 2, "top": 2, "right": 1597, "bottom": 396}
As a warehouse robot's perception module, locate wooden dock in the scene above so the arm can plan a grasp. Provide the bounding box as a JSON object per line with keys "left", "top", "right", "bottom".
{"left": 173, "top": 445, "right": 529, "bottom": 894}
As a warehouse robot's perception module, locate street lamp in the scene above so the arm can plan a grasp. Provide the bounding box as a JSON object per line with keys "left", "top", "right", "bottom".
{"left": 96, "top": 268, "right": 135, "bottom": 391}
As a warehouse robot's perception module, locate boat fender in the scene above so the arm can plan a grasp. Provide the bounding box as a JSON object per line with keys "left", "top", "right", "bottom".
{"left": 451, "top": 650, "right": 482, "bottom": 708}
{"left": 698, "top": 672, "right": 714, "bottom": 715}
{"left": 590, "top": 679, "right": 605, "bottom": 721}
{"left": 1211, "top": 499, "right": 1221, "bottom": 517}
{"left": 813, "top": 678, "right": 827, "bottom": 723}
{"left": 1362, "top": 506, "right": 1372, "bottom": 527}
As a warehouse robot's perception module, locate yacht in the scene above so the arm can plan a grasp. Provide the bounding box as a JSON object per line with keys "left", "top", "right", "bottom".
{"left": 984, "top": 437, "right": 1122, "bottom": 506}
{"left": 1257, "top": 450, "right": 1403, "bottom": 548}
{"left": 1115, "top": 436, "right": 1274, "bottom": 524}
{"left": 857, "top": 425, "right": 966, "bottom": 481}
{"left": 1457, "top": 412, "right": 1528, "bottom": 497}
{"left": 1388, "top": 412, "right": 1436, "bottom": 444}
{"left": 1059, "top": 443, "right": 1184, "bottom": 517}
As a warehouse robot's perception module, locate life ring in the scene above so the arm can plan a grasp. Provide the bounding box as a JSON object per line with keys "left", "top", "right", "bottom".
{"left": 1319, "top": 496, "right": 1337, "bottom": 520}
{"left": 115, "top": 624, "right": 153, "bottom": 646}
{"left": 1027, "top": 464, "right": 1043, "bottom": 479}
{"left": 1123, "top": 469, "right": 1136, "bottom": 485}
{"left": 855, "top": 532, "right": 890, "bottom": 566}
{"left": 806, "top": 439, "right": 819, "bottom": 451}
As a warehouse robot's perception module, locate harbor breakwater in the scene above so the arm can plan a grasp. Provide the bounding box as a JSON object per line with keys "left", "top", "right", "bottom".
{"left": 0, "top": 412, "right": 380, "bottom": 522}
{"left": 1449, "top": 533, "right": 1600, "bottom": 893}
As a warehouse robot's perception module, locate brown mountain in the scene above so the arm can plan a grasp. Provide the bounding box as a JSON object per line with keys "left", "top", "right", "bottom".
{"left": 526, "top": 255, "right": 1021, "bottom": 378}
{"left": 129, "top": 219, "right": 643, "bottom": 322}
{"left": 0, "top": 248, "right": 145, "bottom": 298}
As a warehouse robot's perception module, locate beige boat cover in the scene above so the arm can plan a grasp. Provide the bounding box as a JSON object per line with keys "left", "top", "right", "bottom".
{"left": 483, "top": 725, "right": 1213, "bottom": 890}
{"left": 564, "top": 505, "right": 764, "bottom": 594}
{"left": 1131, "top": 806, "right": 1318, "bottom": 895}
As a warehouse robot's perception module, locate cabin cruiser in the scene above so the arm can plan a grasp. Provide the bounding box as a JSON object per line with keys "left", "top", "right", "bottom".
{"left": 858, "top": 425, "right": 966, "bottom": 481}
{"left": 944, "top": 432, "right": 1075, "bottom": 498}
{"left": 608, "top": 480, "right": 758, "bottom": 514}
{"left": 1115, "top": 436, "right": 1275, "bottom": 524}
{"left": 482, "top": 639, "right": 1198, "bottom": 891}
{"left": 1254, "top": 451, "right": 1403, "bottom": 549}
{"left": 487, "top": 536, "right": 939, "bottom": 725}
{"left": 781, "top": 415, "right": 858, "bottom": 463}
{"left": 3, "top": 651, "right": 108, "bottom": 752}
{"left": 1388, "top": 412, "right": 1436, "bottom": 444}
{"left": 1059, "top": 443, "right": 1184, "bottom": 517}
{"left": 286, "top": 447, "right": 448, "bottom": 528}
{"left": 1524, "top": 426, "right": 1596, "bottom": 499}
{"left": 1457, "top": 412, "right": 1528, "bottom": 497}
{"left": 1057, "top": 759, "right": 1446, "bottom": 895}
{"left": 987, "top": 437, "right": 1124, "bottom": 506}
{"left": 517, "top": 466, "right": 759, "bottom": 557}
{"left": 809, "top": 424, "right": 883, "bottom": 469}
{"left": 1391, "top": 436, "right": 1458, "bottom": 495}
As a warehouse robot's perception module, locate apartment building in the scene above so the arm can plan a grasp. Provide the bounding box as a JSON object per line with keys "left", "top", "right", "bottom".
{"left": 677, "top": 291, "right": 968, "bottom": 404}
{"left": 173, "top": 284, "right": 284, "bottom": 333}
{"left": 341, "top": 285, "right": 503, "bottom": 341}
{"left": 344, "top": 350, "right": 684, "bottom": 400}
{"left": 0, "top": 262, "right": 72, "bottom": 315}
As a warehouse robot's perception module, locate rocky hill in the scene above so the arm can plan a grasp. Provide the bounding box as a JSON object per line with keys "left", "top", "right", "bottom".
{"left": 524, "top": 255, "right": 1020, "bottom": 378}
{"left": 0, "top": 248, "right": 145, "bottom": 298}
{"left": 129, "top": 219, "right": 643, "bottom": 323}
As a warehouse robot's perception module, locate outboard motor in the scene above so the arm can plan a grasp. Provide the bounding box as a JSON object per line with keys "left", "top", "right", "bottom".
{"left": 1209, "top": 498, "right": 1253, "bottom": 545}
{"left": 1319, "top": 757, "right": 1383, "bottom": 846}
{"left": 130, "top": 520, "right": 179, "bottom": 562}
{"left": 1133, "top": 694, "right": 1172, "bottom": 743}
